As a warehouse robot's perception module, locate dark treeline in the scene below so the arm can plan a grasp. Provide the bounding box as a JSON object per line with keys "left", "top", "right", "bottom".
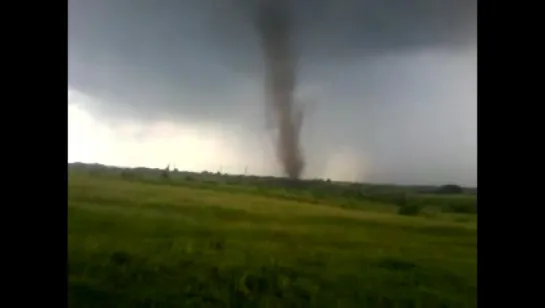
{"left": 69, "top": 162, "right": 476, "bottom": 214}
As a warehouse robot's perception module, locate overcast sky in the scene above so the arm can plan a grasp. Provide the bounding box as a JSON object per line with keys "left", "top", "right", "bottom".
{"left": 68, "top": 0, "right": 477, "bottom": 186}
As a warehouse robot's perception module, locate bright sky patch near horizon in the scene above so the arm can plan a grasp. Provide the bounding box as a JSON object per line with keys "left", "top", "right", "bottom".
{"left": 68, "top": 87, "right": 369, "bottom": 181}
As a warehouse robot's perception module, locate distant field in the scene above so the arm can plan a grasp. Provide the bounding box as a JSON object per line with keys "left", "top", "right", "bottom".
{"left": 68, "top": 171, "right": 477, "bottom": 307}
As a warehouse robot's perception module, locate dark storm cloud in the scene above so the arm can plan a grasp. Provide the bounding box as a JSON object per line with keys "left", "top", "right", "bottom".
{"left": 69, "top": 0, "right": 476, "bottom": 121}
{"left": 213, "top": 0, "right": 476, "bottom": 64}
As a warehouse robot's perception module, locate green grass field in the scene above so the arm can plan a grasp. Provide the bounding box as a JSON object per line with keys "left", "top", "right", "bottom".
{"left": 68, "top": 171, "right": 477, "bottom": 308}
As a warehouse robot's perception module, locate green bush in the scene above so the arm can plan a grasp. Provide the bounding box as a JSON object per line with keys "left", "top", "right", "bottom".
{"left": 442, "top": 203, "right": 477, "bottom": 214}
{"left": 397, "top": 204, "right": 421, "bottom": 216}
{"left": 121, "top": 170, "right": 136, "bottom": 180}
{"left": 393, "top": 193, "right": 408, "bottom": 207}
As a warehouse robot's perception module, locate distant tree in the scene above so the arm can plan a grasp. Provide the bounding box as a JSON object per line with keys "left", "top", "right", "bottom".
{"left": 161, "top": 163, "right": 170, "bottom": 180}
{"left": 121, "top": 170, "right": 136, "bottom": 180}
{"left": 436, "top": 184, "right": 463, "bottom": 194}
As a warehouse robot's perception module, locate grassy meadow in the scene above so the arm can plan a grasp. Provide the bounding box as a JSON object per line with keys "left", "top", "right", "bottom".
{"left": 68, "top": 166, "right": 477, "bottom": 307}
